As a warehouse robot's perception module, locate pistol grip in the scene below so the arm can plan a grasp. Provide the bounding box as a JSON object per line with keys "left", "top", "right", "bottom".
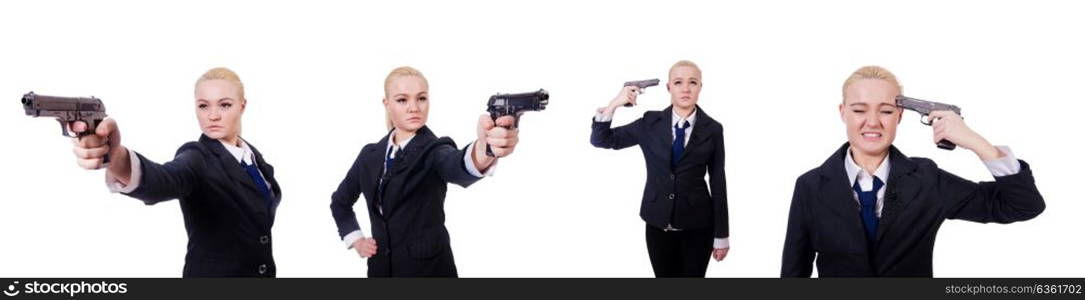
{"left": 74, "top": 132, "right": 112, "bottom": 165}
{"left": 936, "top": 139, "right": 957, "bottom": 151}
{"left": 486, "top": 112, "right": 499, "bottom": 157}
{"left": 484, "top": 113, "right": 518, "bottom": 158}
{"left": 623, "top": 88, "right": 645, "bottom": 107}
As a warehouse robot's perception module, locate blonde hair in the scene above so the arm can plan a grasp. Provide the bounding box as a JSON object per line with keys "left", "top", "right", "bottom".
{"left": 383, "top": 66, "right": 429, "bottom": 130}
{"left": 842, "top": 65, "right": 902, "bottom": 102}
{"left": 195, "top": 67, "right": 245, "bottom": 101}
{"left": 668, "top": 60, "right": 702, "bottom": 81}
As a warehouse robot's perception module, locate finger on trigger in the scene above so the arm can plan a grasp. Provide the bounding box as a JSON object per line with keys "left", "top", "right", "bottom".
{"left": 70, "top": 121, "right": 88, "bottom": 134}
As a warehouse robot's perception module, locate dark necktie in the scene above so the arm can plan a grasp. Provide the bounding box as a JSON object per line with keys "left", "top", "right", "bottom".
{"left": 241, "top": 159, "right": 273, "bottom": 212}
{"left": 852, "top": 176, "right": 884, "bottom": 242}
{"left": 379, "top": 146, "right": 401, "bottom": 197}
{"left": 672, "top": 120, "right": 691, "bottom": 167}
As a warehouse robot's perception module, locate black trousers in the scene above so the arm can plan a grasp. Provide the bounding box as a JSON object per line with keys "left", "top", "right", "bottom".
{"left": 645, "top": 223, "right": 713, "bottom": 277}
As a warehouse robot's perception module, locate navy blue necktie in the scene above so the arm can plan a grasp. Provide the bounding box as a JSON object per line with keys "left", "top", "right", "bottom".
{"left": 379, "top": 146, "right": 401, "bottom": 196}
{"left": 672, "top": 120, "right": 691, "bottom": 166}
{"left": 241, "top": 159, "right": 273, "bottom": 212}
{"left": 385, "top": 146, "right": 396, "bottom": 176}
{"left": 852, "top": 176, "right": 883, "bottom": 242}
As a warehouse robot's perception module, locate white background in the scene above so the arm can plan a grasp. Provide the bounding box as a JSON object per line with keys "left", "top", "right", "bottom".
{"left": 1, "top": 0, "right": 1082, "bottom": 277}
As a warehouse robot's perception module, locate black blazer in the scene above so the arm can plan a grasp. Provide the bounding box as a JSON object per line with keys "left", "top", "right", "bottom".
{"left": 330, "top": 126, "right": 482, "bottom": 277}
{"left": 781, "top": 143, "right": 1045, "bottom": 277}
{"left": 590, "top": 105, "right": 729, "bottom": 239}
{"left": 124, "top": 134, "right": 282, "bottom": 277}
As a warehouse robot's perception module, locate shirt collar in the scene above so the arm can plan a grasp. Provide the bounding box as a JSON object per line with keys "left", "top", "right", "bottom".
{"left": 845, "top": 148, "right": 891, "bottom": 188}
{"left": 219, "top": 138, "right": 255, "bottom": 165}
{"left": 671, "top": 107, "right": 697, "bottom": 128}
{"left": 385, "top": 131, "right": 416, "bottom": 157}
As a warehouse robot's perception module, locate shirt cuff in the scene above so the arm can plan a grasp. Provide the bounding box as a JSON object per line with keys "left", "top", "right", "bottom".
{"left": 105, "top": 148, "right": 142, "bottom": 194}
{"left": 594, "top": 111, "right": 613, "bottom": 122}
{"left": 463, "top": 142, "right": 496, "bottom": 178}
{"left": 343, "top": 230, "right": 366, "bottom": 249}
{"left": 714, "top": 237, "right": 730, "bottom": 249}
{"left": 983, "top": 145, "right": 1021, "bottom": 177}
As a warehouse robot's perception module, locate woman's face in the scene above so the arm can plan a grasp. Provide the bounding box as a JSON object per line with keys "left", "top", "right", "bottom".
{"left": 384, "top": 75, "right": 429, "bottom": 132}
{"left": 195, "top": 79, "right": 245, "bottom": 142}
{"left": 840, "top": 78, "right": 902, "bottom": 157}
{"left": 667, "top": 66, "right": 702, "bottom": 111}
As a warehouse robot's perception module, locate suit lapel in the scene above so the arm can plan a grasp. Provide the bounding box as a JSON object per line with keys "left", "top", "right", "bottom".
{"left": 874, "top": 146, "right": 920, "bottom": 250}
{"left": 369, "top": 133, "right": 391, "bottom": 217}
{"left": 652, "top": 107, "right": 673, "bottom": 168}
{"left": 817, "top": 143, "right": 871, "bottom": 254}
{"left": 201, "top": 135, "right": 269, "bottom": 221}
{"left": 248, "top": 139, "right": 281, "bottom": 218}
{"left": 676, "top": 106, "right": 712, "bottom": 166}
{"left": 379, "top": 126, "right": 437, "bottom": 215}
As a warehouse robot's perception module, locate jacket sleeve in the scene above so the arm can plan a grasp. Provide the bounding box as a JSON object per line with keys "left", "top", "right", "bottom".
{"left": 430, "top": 140, "right": 483, "bottom": 189}
{"left": 330, "top": 146, "right": 369, "bottom": 239}
{"left": 124, "top": 143, "right": 205, "bottom": 205}
{"left": 589, "top": 114, "right": 644, "bottom": 150}
{"left": 709, "top": 125, "right": 729, "bottom": 239}
{"left": 941, "top": 160, "right": 1045, "bottom": 223}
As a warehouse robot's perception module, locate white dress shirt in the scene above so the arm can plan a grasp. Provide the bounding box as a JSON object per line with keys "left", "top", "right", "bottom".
{"left": 844, "top": 146, "right": 1022, "bottom": 217}
{"left": 595, "top": 108, "right": 730, "bottom": 249}
{"left": 344, "top": 131, "right": 494, "bottom": 249}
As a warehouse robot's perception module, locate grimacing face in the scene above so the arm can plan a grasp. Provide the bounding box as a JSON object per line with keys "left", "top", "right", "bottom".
{"left": 384, "top": 75, "right": 429, "bottom": 133}
{"left": 667, "top": 65, "right": 702, "bottom": 112}
{"left": 195, "top": 79, "right": 245, "bottom": 142}
{"left": 840, "top": 78, "right": 902, "bottom": 157}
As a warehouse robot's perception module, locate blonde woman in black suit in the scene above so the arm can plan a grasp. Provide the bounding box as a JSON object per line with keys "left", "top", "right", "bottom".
{"left": 330, "top": 66, "right": 519, "bottom": 277}
{"left": 781, "top": 66, "right": 1045, "bottom": 277}
{"left": 70, "top": 67, "right": 282, "bottom": 277}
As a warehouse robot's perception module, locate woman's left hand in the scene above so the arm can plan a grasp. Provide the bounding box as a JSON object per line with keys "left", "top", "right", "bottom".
{"left": 712, "top": 247, "right": 729, "bottom": 262}
{"left": 928, "top": 110, "right": 1002, "bottom": 160}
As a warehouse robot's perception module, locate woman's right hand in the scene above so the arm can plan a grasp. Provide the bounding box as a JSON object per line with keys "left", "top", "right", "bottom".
{"left": 598, "top": 86, "right": 640, "bottom": 116}
{"left": 352, "top": 237, "right": 378, "bottom": 258}
{"left": 70, "top": 118, "right": 131, "bottom": 182}
{"left": 609, "top": 86, "right": 640, "bottom": 108}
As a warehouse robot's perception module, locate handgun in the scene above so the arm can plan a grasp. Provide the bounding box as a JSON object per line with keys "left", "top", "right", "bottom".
{"left": 485, "top": 89, "right": 549, "bottom": 157}
{"left": 895, "top": 95, "right": 962, "bottom": 150}
{"left": 21, "top": 91, "right": 111, "bottom": 162}
{"left": 622, "top": 78, "right": 660, "bottom": 107}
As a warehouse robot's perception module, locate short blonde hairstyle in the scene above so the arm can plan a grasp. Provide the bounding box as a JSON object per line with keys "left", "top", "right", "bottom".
{"left": 195, "top": 67, "right": 245, "bottom": 101}
{"left": 668, "top": 60, "right": 702, "bottom": 81}
{"left": 383, "top": 66, "right": 429, "bottom": 130}
{"left": 842, "top": 65, "right": 902, "bottom": 102}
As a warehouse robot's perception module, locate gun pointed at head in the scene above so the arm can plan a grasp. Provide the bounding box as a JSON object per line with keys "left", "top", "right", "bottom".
{"left": 622, "top": 78, "right": 659, "bottom": 107}
{"left": 895, "top": 95, "right": 962, "bottom": 150}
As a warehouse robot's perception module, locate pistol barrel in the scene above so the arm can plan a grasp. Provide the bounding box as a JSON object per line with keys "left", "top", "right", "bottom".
{"left": 22, "top": 92, "right": 106, "bottom": 117}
